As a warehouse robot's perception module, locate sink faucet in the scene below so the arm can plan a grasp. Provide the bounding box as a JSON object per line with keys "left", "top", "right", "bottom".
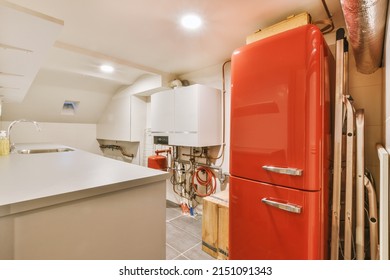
{"left": 7, "top": 119, "right": 42, "bottom": 152}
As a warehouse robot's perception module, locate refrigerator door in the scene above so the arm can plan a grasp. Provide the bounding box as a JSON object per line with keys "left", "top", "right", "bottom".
{"left": 230, "top": 24, "right": 332, "bottom": 191}
{"left": 229, "top": 176, "right": 327, "bottom": 260}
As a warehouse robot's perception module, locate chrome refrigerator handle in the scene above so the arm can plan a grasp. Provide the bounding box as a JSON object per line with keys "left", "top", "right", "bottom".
{"left": 261, "top": 198, "right": 302, "bottom": 214}
{"left": 262, "top": 165, "right": 303, "bottom": 176}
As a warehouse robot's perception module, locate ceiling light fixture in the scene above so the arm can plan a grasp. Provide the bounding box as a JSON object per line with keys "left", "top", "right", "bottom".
{"left": 181, "top": 14, "right": 202, "bottom": 30}
{"left": 100, "top": 64, "right": 114, "bottom": 73}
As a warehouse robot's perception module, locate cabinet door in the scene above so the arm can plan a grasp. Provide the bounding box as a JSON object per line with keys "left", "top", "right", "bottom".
{"left": 170, "top": 86, "right": 198, "bottom": 146}
{"left": 171, "top": 84, "right": 222, "bottom": 147}
{"left": 97, "top": 93, "right": 146, "bottom": 141}
{"left": 174, "top": 86, "right": 198, "bottom": 133}
{"left": 150, "top": 90, "right": 174, "bottom": 134}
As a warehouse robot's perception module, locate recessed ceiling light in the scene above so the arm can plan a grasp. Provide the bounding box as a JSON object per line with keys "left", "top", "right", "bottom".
{"left": 100, "top": 64, "right": 114, "bottom": 73}
{"left": 181, "top": 14, "right": 202, "bottom": 30}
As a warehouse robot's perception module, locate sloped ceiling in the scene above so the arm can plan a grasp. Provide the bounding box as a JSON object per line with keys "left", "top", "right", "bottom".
{"left": 1, "top": 0, "right": 346, "bottom": 123}
{"left": 3, "top": 68, "right": 123, "bottom": 123}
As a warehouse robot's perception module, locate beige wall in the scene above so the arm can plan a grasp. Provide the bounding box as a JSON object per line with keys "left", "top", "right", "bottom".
{"left": 347, "top": 53, "right": 383, "bottom": 186}
{"left": 0, "top": 121, "right": 101, "bottom": 154}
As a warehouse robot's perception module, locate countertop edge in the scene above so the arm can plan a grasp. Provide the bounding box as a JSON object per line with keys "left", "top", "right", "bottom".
{"left": 0, "top": 172, "right": 169, "bottom": 218}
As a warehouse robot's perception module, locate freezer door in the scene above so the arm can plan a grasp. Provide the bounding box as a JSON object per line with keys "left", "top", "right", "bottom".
{"left": 230, "top": 24, "right": 333, "bottom": 191}
{"left": 229, "top": 176, "right": 328, "bottom": 260}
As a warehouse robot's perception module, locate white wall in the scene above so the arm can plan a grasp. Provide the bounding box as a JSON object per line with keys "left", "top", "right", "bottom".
{"left": 0, "top": 121, "right": 101, "bottom": 154}
{"left": 385, "top": 3, "right": 390, "bottom": 152}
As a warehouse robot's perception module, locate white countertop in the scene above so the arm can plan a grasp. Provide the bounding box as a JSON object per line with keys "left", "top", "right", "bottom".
{"left": 0, "top": 143, "right": 169, "bottom": 216}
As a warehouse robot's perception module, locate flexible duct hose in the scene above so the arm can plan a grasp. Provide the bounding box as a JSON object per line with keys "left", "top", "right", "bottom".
{"left": 191, "top": 166, "right": 217, "bottom": 197}
{"left": 340, "top": 0, "right": 388, "bottom": 74}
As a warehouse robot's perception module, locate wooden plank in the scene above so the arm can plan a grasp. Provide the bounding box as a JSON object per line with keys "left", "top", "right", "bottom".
{"left": 201, "top": 199, "right": 219, "bottom": 258}
{"left": 217, "top": 206, "right": 229, "bottom": 260}
{"left": 246, "top": 12, "right": 311, "bottom": 44}
{"left": 205, "top": 190, "right": 229, "bottom": 208}
{"left": 202, "top": 190, "right": 229, "bottom": 259}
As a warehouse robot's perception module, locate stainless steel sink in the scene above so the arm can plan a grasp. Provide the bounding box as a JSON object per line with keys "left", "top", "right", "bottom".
{"left": 16, "top": 148, "right": 74, "bottom": 154}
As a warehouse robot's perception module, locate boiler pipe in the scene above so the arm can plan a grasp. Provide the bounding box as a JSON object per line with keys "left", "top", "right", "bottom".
{"left": 364, "top": 174, "right": 379, "bottom": 260}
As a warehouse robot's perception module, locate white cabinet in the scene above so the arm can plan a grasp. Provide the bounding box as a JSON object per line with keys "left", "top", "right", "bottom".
{"left": 151, "top": 89, "right": 174, "bottom": 136}
{"left": 97, "top": 92, "right": 146, "bottom": 141}
{"left": 151, "top": 84, "right": 222, "bottom": 147}
{"left": 172, "top": 84, "right": 222, "bottom": 147}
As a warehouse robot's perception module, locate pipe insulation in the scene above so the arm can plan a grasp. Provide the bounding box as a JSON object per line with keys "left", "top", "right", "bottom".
{"left": 340, "top": 0, "right": 389, "bottom": 74}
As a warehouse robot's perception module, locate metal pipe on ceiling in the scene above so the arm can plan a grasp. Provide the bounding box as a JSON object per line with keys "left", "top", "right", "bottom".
{"left": 318, "top": 0, "right": 335, "bottom": 34}
{"left": 340, "top": 0, "right": 389, "bottom": 74}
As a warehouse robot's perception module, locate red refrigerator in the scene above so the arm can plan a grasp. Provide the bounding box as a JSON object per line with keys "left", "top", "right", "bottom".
{"left": 229, "top": 24, "right": 334, "bottom": 260}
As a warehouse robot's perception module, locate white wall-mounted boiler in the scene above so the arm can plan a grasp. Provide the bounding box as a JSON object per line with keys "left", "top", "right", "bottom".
{"left": 151, "top": 84, "right": 222, "bottom": 147}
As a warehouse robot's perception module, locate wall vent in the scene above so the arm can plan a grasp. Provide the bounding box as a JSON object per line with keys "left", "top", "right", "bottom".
{"left": 61, "top": 100, "right": 79, "bottom": 115}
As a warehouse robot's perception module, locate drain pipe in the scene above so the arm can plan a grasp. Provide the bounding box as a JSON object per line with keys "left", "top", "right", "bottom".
{"left": 340, "top": 0, "right": 389, "bottom": 74}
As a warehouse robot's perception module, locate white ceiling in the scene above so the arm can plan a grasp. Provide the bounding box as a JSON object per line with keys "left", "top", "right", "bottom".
{"left": 6, "top": 0, "right": 345, "bottom": 79}
{"left": 1, "top": 0, "right": 346, "bottom": 123}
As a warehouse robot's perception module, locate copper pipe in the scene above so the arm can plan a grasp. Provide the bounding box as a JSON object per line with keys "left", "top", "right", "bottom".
{"left": 221, "top": 60, "right": 231, "bottom": 146}
{"left": 155, "top": 148, "right": 171, "bottom": 155}
{"left": 317, "top": 0, "right": 335, "bottom": 34}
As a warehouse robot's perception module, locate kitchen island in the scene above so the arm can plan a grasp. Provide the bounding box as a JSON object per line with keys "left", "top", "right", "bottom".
{"left": 0, "top": 143, "right": 169, "bottom": 260}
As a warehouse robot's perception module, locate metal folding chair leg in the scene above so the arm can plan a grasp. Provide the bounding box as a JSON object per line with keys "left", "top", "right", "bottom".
{"left": 344, "top": 96, "right": 355, "bottom": 259}
{"left": 330, "top": 28, "right": 346, "bottom": 260}
{"left": 355, "top": 109, "right": 365, "bottom": 259}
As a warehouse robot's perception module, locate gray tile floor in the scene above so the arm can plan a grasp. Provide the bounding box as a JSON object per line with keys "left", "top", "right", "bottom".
{"left": 166, "top": 201, "right": 215, "bottom": 260}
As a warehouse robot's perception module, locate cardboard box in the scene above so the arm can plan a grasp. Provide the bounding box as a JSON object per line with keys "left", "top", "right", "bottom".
{"left": 201, "top": 190, "right": 229, "bottom": 259}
